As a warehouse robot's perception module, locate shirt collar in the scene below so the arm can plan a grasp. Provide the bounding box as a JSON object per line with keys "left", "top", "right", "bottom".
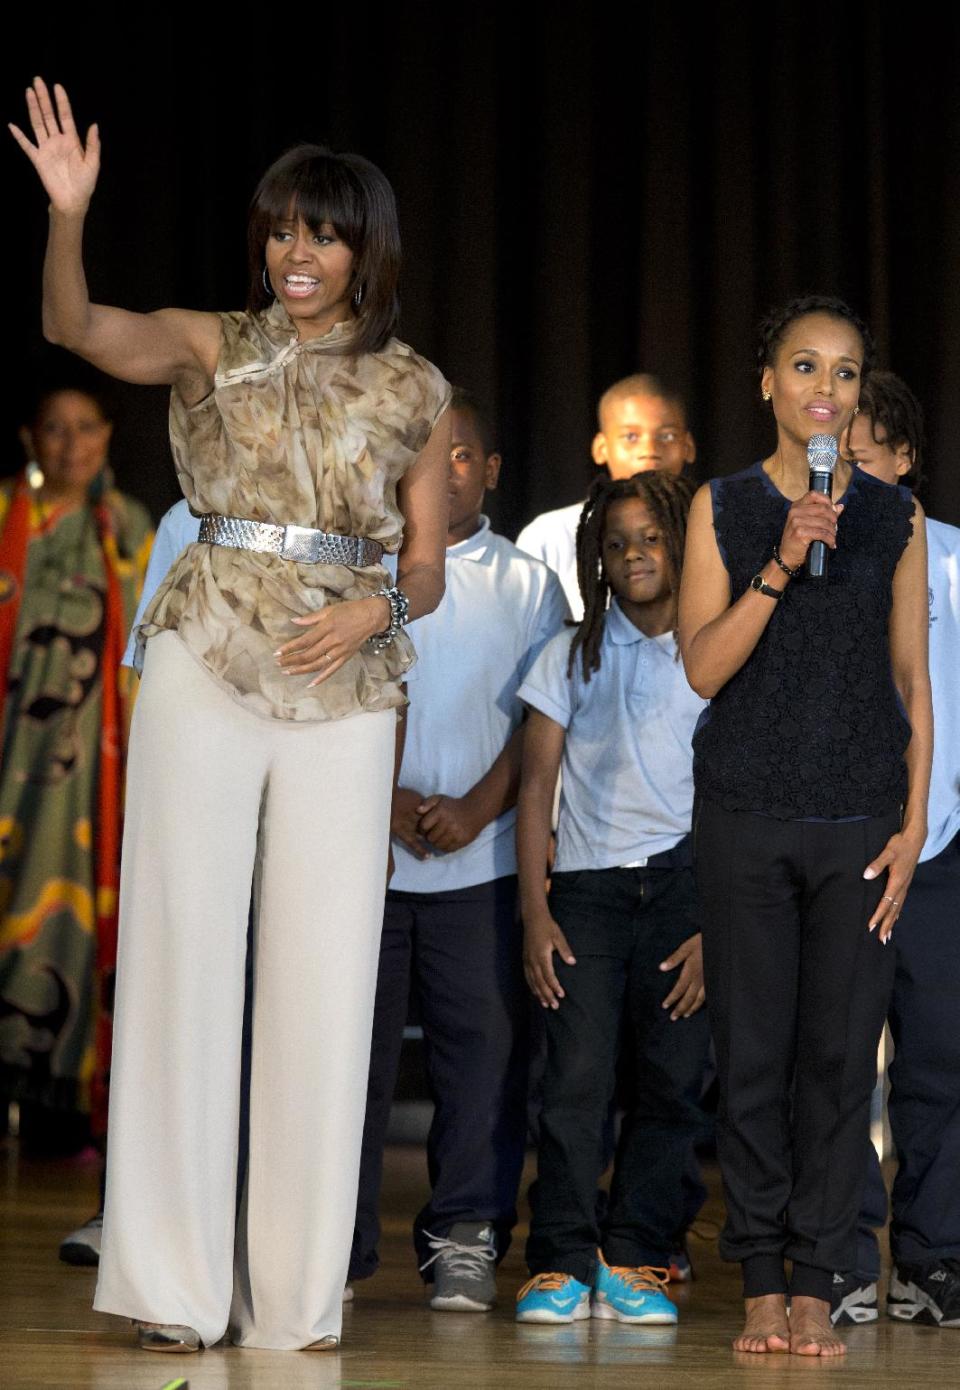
{"left": 261, "top": 298, "right": 357, "bottom": 351}
{"left": 446, "top": 515, "right": 493, "bottom": 562}
{"left": 606, "top": 598, "right": 676, "bottom": 652}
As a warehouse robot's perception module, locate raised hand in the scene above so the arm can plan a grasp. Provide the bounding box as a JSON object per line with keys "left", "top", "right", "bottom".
{"left": 9, "top": 78, "right": 100, "bottom": 214}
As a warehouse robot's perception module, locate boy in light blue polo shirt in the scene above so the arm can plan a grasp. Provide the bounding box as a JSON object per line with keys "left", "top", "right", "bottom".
{"left": 348, "top": 390, "right": 568, "bottom": 1312}
{"left": 515, "top": 470, "right": 710, "bottom": 1326}
{"left": 830, "top": 372, "right": 960, "bottom": 1331}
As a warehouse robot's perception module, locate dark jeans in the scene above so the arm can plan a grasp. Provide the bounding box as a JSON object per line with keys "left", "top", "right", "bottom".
{"left": 526, "top": 861, "right": 712, "bottom": 1286}
{"left": 856, "top": 831, "right": 960, "bottom": 1278}
{"left": 695, "top": 799, "right": 899, "bottom": 1301}
{"left": 349, "top": 876, "right": 528, "bottom": 1281}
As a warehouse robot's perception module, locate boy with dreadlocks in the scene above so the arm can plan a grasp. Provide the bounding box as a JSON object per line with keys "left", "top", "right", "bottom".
{"left": 514, "top": 471, "right": 711, "bottom": 1325}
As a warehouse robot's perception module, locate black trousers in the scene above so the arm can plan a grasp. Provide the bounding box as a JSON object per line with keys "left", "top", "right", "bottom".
{"left": 349, "top": 876, "right": 528, "bottom": 1281}
{"left": 856, "top": 830, "right": 960, "bottom": 1277}
{"left": 525, "top": 862, "right": 712, "bottom": 1285}
{"left": 695, "top": 800, "right": 899, "bottom": 1300}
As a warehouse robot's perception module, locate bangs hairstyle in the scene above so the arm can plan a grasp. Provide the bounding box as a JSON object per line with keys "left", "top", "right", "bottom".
{"left": 857, "top": 370, "right": 925, "bottom": 490}
{"left": 757, "top": 294, "right": 876, "bottom": 379}
{"left": 247, "top": 143, "right": 401, "bottom": 355}
{"left": 569, "top": 470, "right": 695, "bottom": 683}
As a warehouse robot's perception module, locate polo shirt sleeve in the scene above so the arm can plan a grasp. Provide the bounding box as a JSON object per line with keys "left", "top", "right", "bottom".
{"left": 520, "top": 569, "right": 571, "bottom": 682}
{"left": 122, "top": 501, "right": 201, "bottom": 667}
{"left": 518, "top": 628, "right": 577, "bottom": 730}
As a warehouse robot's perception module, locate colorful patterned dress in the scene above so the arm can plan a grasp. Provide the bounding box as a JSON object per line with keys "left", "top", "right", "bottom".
{"left": 0, "top": 478, "right": 152, "bottom": 1128}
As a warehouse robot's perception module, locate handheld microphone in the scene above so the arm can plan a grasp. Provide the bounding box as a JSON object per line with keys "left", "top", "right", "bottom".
{"left": 806, "top": 433, "right": 838, "bottom": 579}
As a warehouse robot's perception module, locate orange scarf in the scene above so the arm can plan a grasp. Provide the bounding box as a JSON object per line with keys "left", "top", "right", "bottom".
{"left": 0, "top": 478, "right": 31, "bottom": 741}
{"left": 0, "top": 474, "right": 126, "bottom": 1135}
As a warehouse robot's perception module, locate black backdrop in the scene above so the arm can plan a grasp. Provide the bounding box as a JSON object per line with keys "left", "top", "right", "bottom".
{"left": 4, "top": 5, "right": 960, "bottom": 532}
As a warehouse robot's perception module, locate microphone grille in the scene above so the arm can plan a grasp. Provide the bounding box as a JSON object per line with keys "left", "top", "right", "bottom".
{"left": 807, "top": 433, "right": 838, "bottom": 474}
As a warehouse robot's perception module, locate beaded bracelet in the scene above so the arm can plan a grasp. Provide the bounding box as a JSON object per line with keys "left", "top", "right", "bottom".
{"left": 772, "top": 544, "right": 802, "bottom": 579}
{"left": 369, "top": 586, "right": 410, "bottom": 652}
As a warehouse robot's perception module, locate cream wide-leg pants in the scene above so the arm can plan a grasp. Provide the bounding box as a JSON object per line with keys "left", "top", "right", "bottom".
{"left": 93, "top": 632, "right": 396, "bottom": 1349}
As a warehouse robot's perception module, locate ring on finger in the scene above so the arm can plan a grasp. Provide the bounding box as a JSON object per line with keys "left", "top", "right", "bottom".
{"left": 882, "top": 894, "right": 900, "bottom": 907}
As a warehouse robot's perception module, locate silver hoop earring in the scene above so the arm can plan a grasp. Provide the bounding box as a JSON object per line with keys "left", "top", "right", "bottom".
{"left": 262, "top": 266, "right": 274, "bottom": 298}
{"left": 352, "top": 282, "right": 364, "bottom": 311}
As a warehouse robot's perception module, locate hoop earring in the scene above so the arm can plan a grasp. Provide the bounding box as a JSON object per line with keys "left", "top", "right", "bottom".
{"left": 262, "top": 266, "right": 274, "bottom": 298}
{"left": 352, "top": 282, "right": 364, "bottom": 311}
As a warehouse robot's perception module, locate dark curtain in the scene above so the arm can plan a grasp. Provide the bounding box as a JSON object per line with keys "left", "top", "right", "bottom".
{"left": 4, "top": 6, "right": 960, "bottom": 530}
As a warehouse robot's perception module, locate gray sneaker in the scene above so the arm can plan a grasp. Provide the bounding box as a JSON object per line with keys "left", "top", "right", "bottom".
{"left": 59, "top": 1211, "right": 103, "bottom": 1266}
{"left": 420, "top": 1222, "right": 498, "bottom": 1311}
{"left": 830, "top": 1271, "right": 879, "bottom": 1325}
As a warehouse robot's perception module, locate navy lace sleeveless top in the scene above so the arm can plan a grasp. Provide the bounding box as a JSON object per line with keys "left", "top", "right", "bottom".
{"left": 692, "top": 462, "right": 916, "bottom": 819}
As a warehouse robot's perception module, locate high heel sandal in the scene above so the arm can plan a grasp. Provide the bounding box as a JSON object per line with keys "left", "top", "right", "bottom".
{"left": 305, "top": 1335, "right": 339, "bottom": 1351}
{"left": 134, "top": 1320, "right": 202, "bottom": 1352}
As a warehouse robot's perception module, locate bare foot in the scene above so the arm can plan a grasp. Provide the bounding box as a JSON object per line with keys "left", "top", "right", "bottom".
{"left": 789, "top": 1295, "right": 846, "bottom": 1356}
{"left": 733, "top": 1294, "right": 790, "bottom": 1353}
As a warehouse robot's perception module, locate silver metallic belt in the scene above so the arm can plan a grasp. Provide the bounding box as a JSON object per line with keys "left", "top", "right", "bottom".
{"left": 198, "top": 514, "right": 383, "bottom": 567}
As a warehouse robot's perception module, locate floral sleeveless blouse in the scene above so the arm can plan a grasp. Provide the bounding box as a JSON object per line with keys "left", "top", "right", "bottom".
{"left": 137, "top": 302, "right": 450, "bottom": 722}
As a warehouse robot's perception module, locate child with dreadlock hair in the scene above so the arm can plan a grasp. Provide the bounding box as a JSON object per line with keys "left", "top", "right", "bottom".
{"left": 514, "top": 470, "right": 711, "bottom": 1326}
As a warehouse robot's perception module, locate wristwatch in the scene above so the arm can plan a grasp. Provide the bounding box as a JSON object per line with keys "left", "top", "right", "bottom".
{"left": 750, "top": 573, "right": 784, "bottom": 600}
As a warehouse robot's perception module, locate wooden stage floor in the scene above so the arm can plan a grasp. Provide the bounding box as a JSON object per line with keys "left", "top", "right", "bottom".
{"left": 2, "top": 1136, "right": 957, "bottom": 1389}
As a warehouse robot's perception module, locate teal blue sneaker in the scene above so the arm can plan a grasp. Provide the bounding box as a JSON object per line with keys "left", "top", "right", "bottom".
{"left": 516, "top": 1272, "right": 592, "bottom": 1324}
{"left": 592, "top": 1256, "right": 678, "bottom": 1324}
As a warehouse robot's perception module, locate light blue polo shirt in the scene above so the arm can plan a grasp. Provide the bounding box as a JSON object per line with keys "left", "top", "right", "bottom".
{"left": 122, "top": 499, "right": 200, "bottom": 668}
{"left": 518, "top": 599, "right": 707, "bottom": 871}
{"left": 516, "top": 501, "right": 584, "bottom": 620}
{"left": 388, "top": 518, "right": 569, "bottom": 892}
{"left": 923, "top": 516, "right": 960, "bottom": 862}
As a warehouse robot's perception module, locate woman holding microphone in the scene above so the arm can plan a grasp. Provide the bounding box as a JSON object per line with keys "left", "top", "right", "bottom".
{"left": 679, "top": 296, "right": 931, "bottom": 1357}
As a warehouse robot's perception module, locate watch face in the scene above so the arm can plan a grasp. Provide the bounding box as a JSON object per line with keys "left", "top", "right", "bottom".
{"left": 751, "top": 573, "right": 780, "bottom": 598}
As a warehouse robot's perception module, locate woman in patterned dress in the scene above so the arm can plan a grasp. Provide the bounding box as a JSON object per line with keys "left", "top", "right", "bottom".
{"left": 0, "top": 382, "right": 151, "bottom": 1154}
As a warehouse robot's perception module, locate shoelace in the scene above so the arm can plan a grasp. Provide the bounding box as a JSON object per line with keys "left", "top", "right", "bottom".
{"left": 418, "top": 1230, "right": 497, "bottom": 1279}
{"left": 516, "top": 1272, "right": 577, "bottom": 1300}
{"left": 607, "top": 1265, "right": 670, "bottom": 1292}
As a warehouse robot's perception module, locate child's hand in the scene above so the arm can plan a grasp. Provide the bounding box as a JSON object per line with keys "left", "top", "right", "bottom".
{"left": 391, "top": 786, "right": 432, "bottom": 859}
{"left": 523, "top": 913, "right": 576, "bottom": 1010}
{"left": 659, "top": 932, "right": 706, "bottom": 1020}
{"left": 416, "top": 793, "right": 483, "bottom": 852}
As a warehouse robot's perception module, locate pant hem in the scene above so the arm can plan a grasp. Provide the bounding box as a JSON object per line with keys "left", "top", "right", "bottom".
{"left": 789, "top": 1261, "right": 834, "bottom": 1302}
{"left": 742, "top": 1253, "right": 788, "bottom": 1298}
